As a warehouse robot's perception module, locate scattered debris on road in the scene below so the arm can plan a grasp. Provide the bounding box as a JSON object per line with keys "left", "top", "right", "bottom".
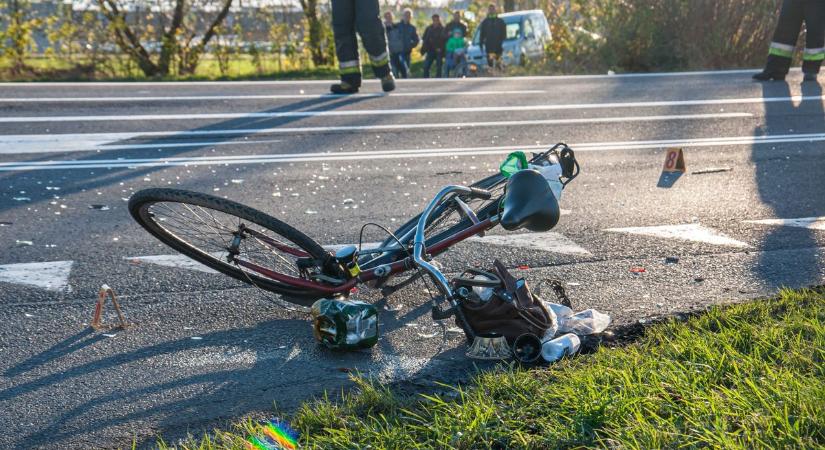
{"left": 692, "top": 167, "right": 733, "bottom": 175}
{"left": 15, "top": 240, "right": 33, "bottom": 246}
{"left": 665, "top": 256, "right": 680, "bottom": 264}
{"left": 88, "top": 204, "right": 110, "bottom": 210}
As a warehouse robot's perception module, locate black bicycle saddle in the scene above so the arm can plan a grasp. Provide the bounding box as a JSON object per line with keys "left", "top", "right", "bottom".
{"left": 500, "top": 169, "right": 560, "bottom": 232}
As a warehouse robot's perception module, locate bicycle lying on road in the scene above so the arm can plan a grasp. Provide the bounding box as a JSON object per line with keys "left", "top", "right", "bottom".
{"left": 129, "top": 144, "right": 579, "bottom": 327}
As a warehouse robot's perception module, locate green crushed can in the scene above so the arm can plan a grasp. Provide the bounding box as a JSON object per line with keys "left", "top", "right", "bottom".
{"left": 311, "top": 298, "right": 379, "bottom": 350}
{"left": 500, "top": 151, "right": 528, "bottom": 178}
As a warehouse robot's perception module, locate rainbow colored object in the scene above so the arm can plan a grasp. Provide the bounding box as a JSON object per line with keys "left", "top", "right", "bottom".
{"left": 246, "top": 419, "right": 299, "bottom": 450}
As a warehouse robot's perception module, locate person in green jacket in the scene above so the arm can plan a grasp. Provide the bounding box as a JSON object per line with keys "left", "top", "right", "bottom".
{"left": 445, "top": 28, "right": 467, "bottom": 77}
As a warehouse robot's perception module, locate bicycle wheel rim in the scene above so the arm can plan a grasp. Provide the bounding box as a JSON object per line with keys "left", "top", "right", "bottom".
{"left": 130, "top": 189, "right": 330, "bottom": 302}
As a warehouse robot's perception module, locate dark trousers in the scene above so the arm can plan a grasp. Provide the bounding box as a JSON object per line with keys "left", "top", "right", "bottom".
{"left": 422, "top": 52, "right": 443, "bottom": 78}
{"left": 390, "top": 52, "right": 411, "bottom": 78}
{"left": 766, "top": 0, "right": 825, "bottom": 75}
{"left": 331, "top": 0, "right": 391, "bottom": 86}
{"left": 486, "top": 50, "right": 503, "bottom": 69}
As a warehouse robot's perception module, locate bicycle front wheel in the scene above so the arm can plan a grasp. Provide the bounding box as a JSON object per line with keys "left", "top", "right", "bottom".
{"left": 129, "top": 188, "right": 331, "bottom": 306}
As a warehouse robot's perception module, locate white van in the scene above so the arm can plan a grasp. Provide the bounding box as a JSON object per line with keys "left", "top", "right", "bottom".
{"left": 466, "top": 10, "right": 551, "bottom": 68}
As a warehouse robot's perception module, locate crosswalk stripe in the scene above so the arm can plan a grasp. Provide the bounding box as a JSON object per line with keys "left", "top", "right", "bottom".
{"left": 124, "top": 243, "right": 383, "bottom": 274}
{"left": 125, "top": 254, "right": 218, "bottom": 274}
{"left": 0, "top": 112, "right": 752, "bottom": 155}
{"left": 3, "top": 132, "right": 824, "bottom": 171}
{"left": 0, "top": 261, "right": 73, "bottom": 291}
{"left": 10, "top": 218, "right": 824, "bottom": 290}
{"left": 744, "top": 216, "right": 825, "bottom": 231}
{"left": 0, "top": 94, "right": 821, "bottom": 123}
{"left": 604, "top": 223, "right": 751, "bottom": 247}
{"left": 468, "top": 232, "right": 591, "bottom": 255}
{"left": 0, "top": 90, "right": 547, "bottom": 103}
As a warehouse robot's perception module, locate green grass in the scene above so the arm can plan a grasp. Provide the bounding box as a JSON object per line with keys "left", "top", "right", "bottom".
{"left": 1, "top": 52, "right": 436, "bottom": 82}
{"left": 0, "top": 55, "right": 339, "bottom": 82}
{"left": 161, "top": 288, "right": 825, "bottom": 449}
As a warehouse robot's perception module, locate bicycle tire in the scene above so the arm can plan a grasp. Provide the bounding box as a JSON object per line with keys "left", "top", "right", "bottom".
{"left": 129, "top": 188, "right": 330, "bottom": 306}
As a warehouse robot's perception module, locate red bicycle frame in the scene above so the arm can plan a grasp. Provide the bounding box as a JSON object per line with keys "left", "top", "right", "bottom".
{"left": 234, "top": 215, "right": 498, "bottom": 295}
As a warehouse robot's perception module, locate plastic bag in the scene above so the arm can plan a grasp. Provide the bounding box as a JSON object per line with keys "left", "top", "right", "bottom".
{"left": 528, "top": 163, "right": 563, "bottom": 201}
{"left": 471, "top": 275, "right": 495, "bottom": 302}
{"left": 559, "top": 309, "right": 611, "bottom": 335}
{"left": 542, "top": 302, "right": 611, "bottom": 336}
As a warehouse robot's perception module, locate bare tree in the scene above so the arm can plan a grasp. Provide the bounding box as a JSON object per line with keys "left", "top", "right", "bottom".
{"left": 298, "top": 0, "right": 329, "bottom": 66}
{"left": 96, "top": 0, "right": 234, "bottom": 77}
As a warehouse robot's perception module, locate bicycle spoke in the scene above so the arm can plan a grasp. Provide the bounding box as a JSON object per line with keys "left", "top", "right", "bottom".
{"left": 145, "top": 200, "right": 313, "bottom": 280}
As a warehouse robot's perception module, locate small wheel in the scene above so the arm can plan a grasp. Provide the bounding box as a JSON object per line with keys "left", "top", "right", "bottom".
{"left": 129, "top": 188, "right": 331, "bottom": 306}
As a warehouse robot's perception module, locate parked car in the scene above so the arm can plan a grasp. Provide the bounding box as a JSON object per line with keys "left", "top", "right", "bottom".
{"left": 467, "top": 10, "right": 550, "bottom": 69}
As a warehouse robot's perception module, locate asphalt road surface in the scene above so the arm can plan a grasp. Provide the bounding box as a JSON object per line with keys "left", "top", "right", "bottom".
{"left": 1, "top": 69, "right": 824, "bottom": 449}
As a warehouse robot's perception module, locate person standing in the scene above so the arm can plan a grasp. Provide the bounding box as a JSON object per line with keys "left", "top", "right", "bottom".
{"left": 330, "top": 0, "right": 395, "bottom": 94}
{"left": 421, "top": 14, "right": 448, "bottom": 78}
{"left": 479, "top": 4, "right": 507, "bottom": 69}
{"left": 445, "top": 10, "right": 468, "bottom": 40}
{"left": 391, "top": 8, "right": 419, "bottom": 79}
{"left": 754, "top": 0, "right": 824, "bottom": 82}
{"left": 385, "top": 11, "right": 404, "bottom": 77}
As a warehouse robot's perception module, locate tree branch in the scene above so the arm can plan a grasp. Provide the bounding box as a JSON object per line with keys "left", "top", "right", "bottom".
{"left": 197, "top": 0, "right": 234, "bottom": 50}
{"left": 96, "top": 0, "right": 157, "bottom": 74}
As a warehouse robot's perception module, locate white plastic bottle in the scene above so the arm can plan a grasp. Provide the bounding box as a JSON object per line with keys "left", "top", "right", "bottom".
{"left": 541, "top": 333, "right": 581, "bottom": 363}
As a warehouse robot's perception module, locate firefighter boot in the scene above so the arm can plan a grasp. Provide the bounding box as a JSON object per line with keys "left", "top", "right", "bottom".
{"left": 381, "top": 73, "right": 396, "bottom": 92}
{"left": 330, "top": 80, "right": 360, "bottom": 94}
{"left": 753, "top": 54, "right": 790, "bottom": 81}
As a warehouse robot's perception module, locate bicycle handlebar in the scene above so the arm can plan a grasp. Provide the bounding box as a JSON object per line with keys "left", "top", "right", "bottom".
{"left": 412, "top": 185, "right": 474, "bottom": 300}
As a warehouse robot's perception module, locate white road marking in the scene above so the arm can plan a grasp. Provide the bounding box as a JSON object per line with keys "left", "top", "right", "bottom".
{"left": 0, "top": 90, "right": 546, "bottom": 103}
{"left": 744, "top": 216, "right": 825, "bottom": 231}
{"left": 0, "top": 68, "right": 777, "bottom": 87}
{"left": 468, "top": 232, "right": 591, "bottom": 255}
{"left": 604, "top": 223, "right": 750, "bottom": 247}
{"left": 0, "top": 138, "right": 284, "bottom": 155}
{"left": 125, "top": 235, "right": 583, "bottom": 276}
{"left": 0, "top": 112, "right": 753, "bottom": 155}
{"left": 125, "top": 254, "right": 218, "bottom": 273}
{"left": 2, "top": 132, "right": 823, "bottom": 171}
{"left": 0, "top": 260, "right": 73, "bottom": 291}
{"left": 124, "top": 243, "right": 381, "bottom": 274}
{"left": 0, "top": 95, "right": 820, "bottom": 123}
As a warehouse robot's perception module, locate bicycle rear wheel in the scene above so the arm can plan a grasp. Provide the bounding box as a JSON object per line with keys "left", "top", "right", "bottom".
{"left": 129, "top": 188, "right": 331, "bottom": 306}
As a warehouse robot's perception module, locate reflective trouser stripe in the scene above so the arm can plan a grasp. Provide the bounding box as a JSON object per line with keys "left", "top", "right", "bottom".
{"left": 369, "top": 51, "right": 389, "bottom": 67}
{"left": 339, "top": 60, "right": 361, "bottom": 75}
{"left": 769, "top": 42, "right": 795, "bottom": 58}
{"left": 804, "top": 47, "right": 825, "bottom": 61}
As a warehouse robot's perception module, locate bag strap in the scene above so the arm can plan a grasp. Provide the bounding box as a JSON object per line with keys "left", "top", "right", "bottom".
{"left": 493, "top": 259, "right": 552, "bottom": 330}
{"left": 493, "top": 259, "right": 518, "bottom": 291}
{"left": 452, "top": 268, "right": 501, "bottom": 288}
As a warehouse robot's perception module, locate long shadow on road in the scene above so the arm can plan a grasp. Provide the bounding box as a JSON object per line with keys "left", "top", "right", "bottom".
{"left": 1, "top": 298, "right": 469, "bottom": 448}
{"left": 751, "top": 80, "right": 825, "bottom": 287}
